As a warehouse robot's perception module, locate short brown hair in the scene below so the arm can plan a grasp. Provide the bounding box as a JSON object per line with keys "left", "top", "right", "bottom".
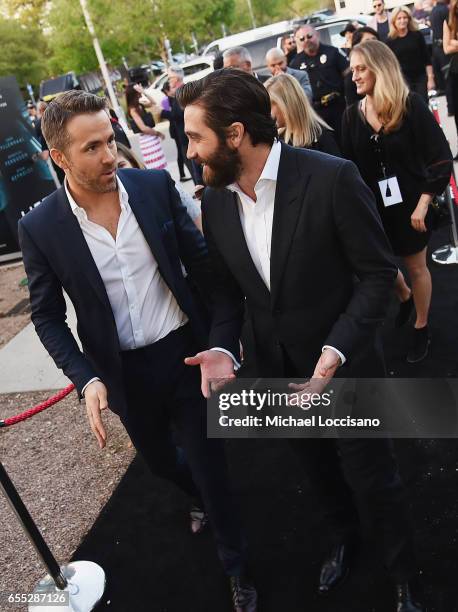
{"left": 41, "top": 90, "right": 108, "bottom": 151}
{"left": 176, "top": 68, "right": 277, "bottom": 147}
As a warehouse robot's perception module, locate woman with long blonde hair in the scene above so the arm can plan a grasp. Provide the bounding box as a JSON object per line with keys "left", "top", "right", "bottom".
{"left": 443, "top": 0, "right": 458, "bottom": 153}
{"left": 342, "top": 40, "right": 452, "bottom": 363}
{"left": 386, "top": 6, "right": 434, "bottom": 101}
{"left": 264, "top": 73, "right": 340, "bottom": 156}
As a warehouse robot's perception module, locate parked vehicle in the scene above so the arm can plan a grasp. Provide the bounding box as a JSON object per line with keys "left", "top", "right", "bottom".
{"left": 143, "top": 55, "right": 215, "bottom": 106}
{"left": 39, "top": 72, "right": 80, "bottom": 102}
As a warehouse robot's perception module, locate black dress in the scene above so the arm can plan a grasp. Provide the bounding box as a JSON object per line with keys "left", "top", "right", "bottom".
{"left": 386, "top": 31, "right": 431, "bottom": 102}
{"left": 341, "top": 93, "right": 452, "bottom": 256}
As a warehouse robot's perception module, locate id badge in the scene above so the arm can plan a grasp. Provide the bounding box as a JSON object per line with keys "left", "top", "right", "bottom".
{"left": 378, "top": 175, "right": 403, "bottom": 207}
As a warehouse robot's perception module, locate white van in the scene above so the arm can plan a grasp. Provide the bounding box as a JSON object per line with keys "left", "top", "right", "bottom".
{"left": 202, "top": 20, "right": 299, "bottom": 73}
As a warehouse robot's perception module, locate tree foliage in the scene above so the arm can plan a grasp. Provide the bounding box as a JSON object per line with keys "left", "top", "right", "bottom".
{"left": 0, "top": 0, "right": 324, "bottom": 83}
{"left": 0, "top": 16, "right": 48, "bottom": 86}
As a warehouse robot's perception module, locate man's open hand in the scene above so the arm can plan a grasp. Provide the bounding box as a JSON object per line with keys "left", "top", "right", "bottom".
{"left": 289, "top": 348, "right": 341, "bottom": 398}
{"left": 84, "top": 381, "right": 108, "bottom": 448}
{"left": 184, "top": 350, "right": 235, "bottom": 398}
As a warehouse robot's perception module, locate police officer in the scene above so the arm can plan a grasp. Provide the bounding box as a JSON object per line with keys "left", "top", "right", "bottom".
{"left": 290, "top": 25, "right": 348, "bottom": 144}
{"left": 430, "top": 0, "right": 453, "bottom": 115}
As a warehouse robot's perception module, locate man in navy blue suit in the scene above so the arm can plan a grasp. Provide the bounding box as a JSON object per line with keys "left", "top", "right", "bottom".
{"left": 18, "top": 90, "right": 257, "bottom": 612}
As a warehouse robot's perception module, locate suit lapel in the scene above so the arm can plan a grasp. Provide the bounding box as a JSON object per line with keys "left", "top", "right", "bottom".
{"left": 270, "top": 144, "right": 311, "bottom": 307}
{"left": 56, "top": 187, "right": 113, "bottom": 311}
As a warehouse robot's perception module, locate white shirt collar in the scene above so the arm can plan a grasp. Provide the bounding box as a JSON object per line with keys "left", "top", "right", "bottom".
{"left": 65, "top": 175, "right": 129, "bottom": 219}
{"left": 228, "top": 140, "right": 282, "bottom": 195}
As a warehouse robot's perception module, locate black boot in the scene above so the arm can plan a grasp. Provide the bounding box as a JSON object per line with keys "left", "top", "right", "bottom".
{"left": 396, "top": 582, "right": 423, "bottom": 611}
{"left": 318, "top": 539, "right": 358, "bottom": 595}
{"left": 407, "top": 326, "right": 430, "bottom": 363}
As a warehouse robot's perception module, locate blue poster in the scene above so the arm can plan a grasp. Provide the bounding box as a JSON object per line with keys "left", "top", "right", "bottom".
{"left": 0, "top": 75, "right": 56, "bottom": 258}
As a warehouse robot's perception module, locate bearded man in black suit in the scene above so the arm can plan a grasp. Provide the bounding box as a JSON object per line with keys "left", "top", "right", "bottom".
{"left": 178, "top": 69, "right": 423, "bottom": 612}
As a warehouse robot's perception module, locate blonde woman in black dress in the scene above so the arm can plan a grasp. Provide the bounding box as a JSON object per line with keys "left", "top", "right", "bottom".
{"left": 342, "top": 40, "right": 452, "bottom": 362}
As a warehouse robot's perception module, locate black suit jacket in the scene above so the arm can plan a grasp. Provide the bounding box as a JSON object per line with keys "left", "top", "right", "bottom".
{"left": 201, "top": 143, "right": 397, "bottom": 377}
{"left": 18, "top": 168, "right": 210, "bottom": 416}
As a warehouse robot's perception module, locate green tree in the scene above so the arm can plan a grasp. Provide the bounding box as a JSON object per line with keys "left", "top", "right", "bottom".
{"left": 0, "top": 17, "right": 48, "bottom": 86}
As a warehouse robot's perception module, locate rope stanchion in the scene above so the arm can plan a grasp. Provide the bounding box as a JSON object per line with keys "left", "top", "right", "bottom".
{"left": 0, "top": 462, "right": 105, "bottom": 611}
{"left": 429, "top": 98, "right": 458, "bottom": 265}
{"left": 0, "top": 384, "right": 75, "bottom": 428}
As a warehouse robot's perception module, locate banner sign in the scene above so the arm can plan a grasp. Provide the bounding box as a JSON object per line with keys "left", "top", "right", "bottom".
{"left": 0, "top": 76, "right": 56, "bottom": 258}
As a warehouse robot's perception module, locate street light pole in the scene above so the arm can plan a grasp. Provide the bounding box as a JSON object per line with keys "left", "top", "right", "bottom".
{"left": 78, "top": 0, "right": 127, "bottom": 129}
{"left": 246, "top": 0, "right": 256, "bottom": 29}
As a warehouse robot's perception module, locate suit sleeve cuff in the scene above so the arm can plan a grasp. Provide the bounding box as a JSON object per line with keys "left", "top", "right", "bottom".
{"left": 210, "top": 347, "right": 241, "bottom": 371}
{"left": 81, "top": 377, "right": 101, "bottom": 398}
{"left": 322, "top": 346, "right": 346, "bottom": 366}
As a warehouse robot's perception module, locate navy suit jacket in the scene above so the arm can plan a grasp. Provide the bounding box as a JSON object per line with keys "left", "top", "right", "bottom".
{"left": 18, "top": 169, "right": 210, "bottom": 416}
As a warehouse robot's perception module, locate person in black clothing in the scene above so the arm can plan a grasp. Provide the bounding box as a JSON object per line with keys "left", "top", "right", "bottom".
{"left": 344, "top": 27, "right": 380, "bottom": 106}
{"left": 265, "top": 72, "right": 340, "bottom": 156}
{"left": 386, "top": 6, "right": 435, "bottom": 102}
{"left": 281, "top": 33, "right": 297, "bottom": 65}
{"left": 290, "top": 25, "right": 349, "bottom": 144}
{"left": 430, "top": 0, "right": 453, "bottom": 112}
{"left": 141, "top": 66, "right": 202, "bottom": 183}
{"left": 35, "top": 100, "right": 65, "bottom": 184}
{"left": 178, "top": 67, "right": 423, "bottom": 612}
{"left": 342, "top": 40, "right": 452, "bottom": 363}
{"left": 161, "top": 81, "right": 192, "bottom": 182}
{"left": 368, "top": 0, "right": 391, "bottom": 41}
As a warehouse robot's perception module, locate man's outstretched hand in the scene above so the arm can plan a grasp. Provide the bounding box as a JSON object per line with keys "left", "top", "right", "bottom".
{"left": 84, "top": 380, "right": 108, "bottom": 449}
{"left": 289, "top": 348, "right": 342, "bottom": 398}
{"left": 184, "top": 350, "right": 235, "bottom": 398}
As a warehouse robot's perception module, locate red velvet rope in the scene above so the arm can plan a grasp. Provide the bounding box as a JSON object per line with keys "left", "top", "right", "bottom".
{"left": 0, "top": 384, "right": 76, "bottom": 428}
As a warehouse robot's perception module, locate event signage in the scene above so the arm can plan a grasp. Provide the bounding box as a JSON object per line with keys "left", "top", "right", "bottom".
{"left": 0, "top": 76, "right": 56, "bottom": 259}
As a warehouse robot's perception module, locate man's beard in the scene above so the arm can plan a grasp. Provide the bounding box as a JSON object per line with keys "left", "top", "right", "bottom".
{"left": 201, "top": 141, "right": 242, "bottom": 189}
{"left": 70, "top": 167, "right": 117, "bottom": 193}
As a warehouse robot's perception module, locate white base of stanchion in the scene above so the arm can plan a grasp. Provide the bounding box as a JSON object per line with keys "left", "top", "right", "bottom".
{"left": 29, "top": 561, "right": 105, "bottom": 612}
{"left": 431, "top": 244, "right": 458, "bottom": 265}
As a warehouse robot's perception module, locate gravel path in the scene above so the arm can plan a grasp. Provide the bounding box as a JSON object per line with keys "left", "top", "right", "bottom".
{"left": 0, "top": 389, "right": 134, "bottom": 610}
{"left": 0, "top": 263, "right": 30, "bottom": 349}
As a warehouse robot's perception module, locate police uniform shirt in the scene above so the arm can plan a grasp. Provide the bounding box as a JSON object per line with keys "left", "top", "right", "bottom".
{"left": 289, "top": 43, "right": 348, "bottom": 102}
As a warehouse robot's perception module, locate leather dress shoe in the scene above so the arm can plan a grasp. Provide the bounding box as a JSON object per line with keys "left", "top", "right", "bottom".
{"left": 396, "top": 583, "right": 423, "bottom": 612}
{"left": 318, "top": 541, "right": 357, "bottom": 595}
{"left": 229, "top": 574, "right": 258, "bottom": 612}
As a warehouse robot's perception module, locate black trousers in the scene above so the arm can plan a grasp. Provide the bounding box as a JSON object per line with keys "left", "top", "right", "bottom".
{"left": 450, "top": 73, "right": 458, "bottom": 138}
{"left": 432, "top": 44, "right": 454, "bottom": 114}
{"left": 172, "top": 136, "right": 186, "bottom": 179}
{"left": 120, "top": 324, "right": 247, "bottom": 575}
{"left": 284, "top": 356, "right": 415, "bottom": 581}
{"left": 406, "top": 73, "right": 428, "bottom": 104}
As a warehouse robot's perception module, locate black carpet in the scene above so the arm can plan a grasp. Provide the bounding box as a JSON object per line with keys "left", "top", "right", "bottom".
{"left": 72, "top": 225, "right": 458, "bottom": 612}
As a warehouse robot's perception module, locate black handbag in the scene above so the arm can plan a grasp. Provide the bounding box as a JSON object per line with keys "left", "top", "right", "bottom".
{"left": 442, "top": 53, "right": 458, "bottom": 79}
{"left": 430, "top": 194, "right": 452, "bottom": 230}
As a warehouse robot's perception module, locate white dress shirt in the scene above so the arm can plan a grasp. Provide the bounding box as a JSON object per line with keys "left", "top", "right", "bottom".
{"left": 213, "top": 140, "right": 346, "bottom": 367}
{"left": 65, "top": 177, "right": 188, "bottom": 391}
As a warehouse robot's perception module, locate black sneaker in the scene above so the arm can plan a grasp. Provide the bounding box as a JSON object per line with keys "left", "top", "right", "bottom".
{"left": 395, "top": 295, "right": 414, "bottom": 328}
{"left": 407, "top": 326, "right": 430, "bottom": 363}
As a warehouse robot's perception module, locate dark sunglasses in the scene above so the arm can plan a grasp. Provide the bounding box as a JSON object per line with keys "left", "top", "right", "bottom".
{"left": 299, "top": 33, "right": 314, "bottom": 41}
{"left": 373, "top": 3, "right": 383, "bottom": 7}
